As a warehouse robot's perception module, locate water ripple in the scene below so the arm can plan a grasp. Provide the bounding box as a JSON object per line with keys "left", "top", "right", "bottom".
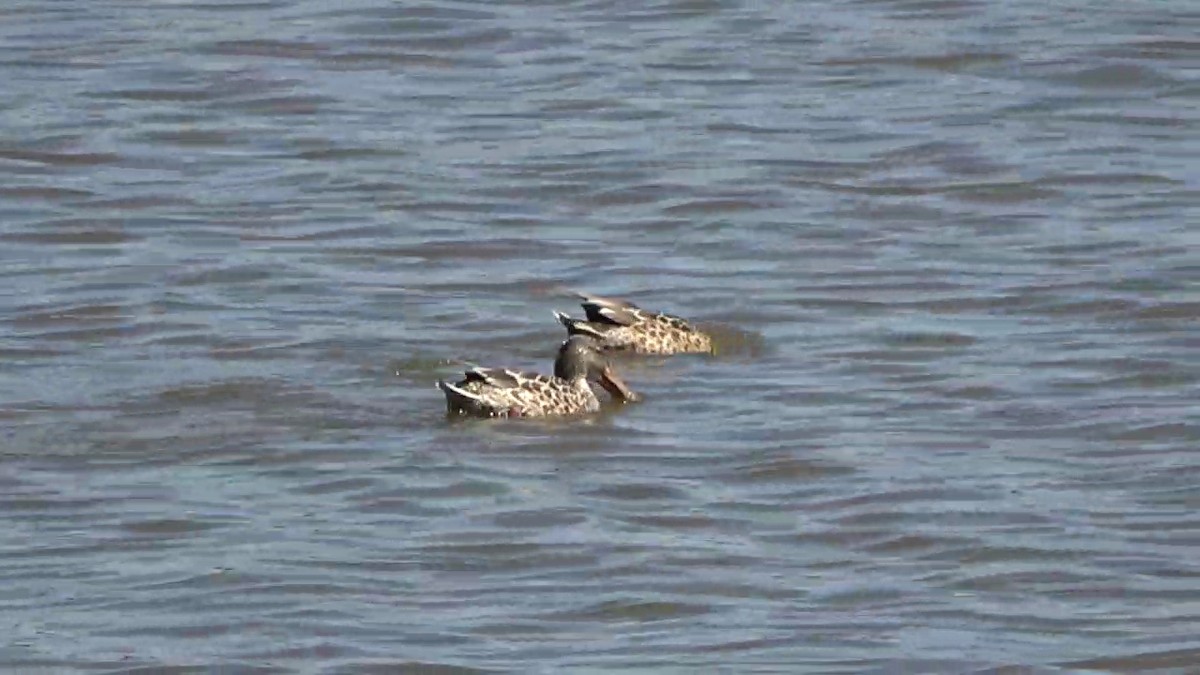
{"left": 1, "top": 0, "right": 1199, "bottom": 671}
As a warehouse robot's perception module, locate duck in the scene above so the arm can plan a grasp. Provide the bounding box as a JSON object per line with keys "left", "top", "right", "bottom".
{"left": 554, "top": 292, "right": 713, "bottom": 355}
{"left": 438, "top": 335, "right": 640, "bottom": 418}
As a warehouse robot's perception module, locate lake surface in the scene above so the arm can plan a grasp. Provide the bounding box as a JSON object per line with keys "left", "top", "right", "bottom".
{"left": 2, "top": 0, "right": 1198, "bottom": 672}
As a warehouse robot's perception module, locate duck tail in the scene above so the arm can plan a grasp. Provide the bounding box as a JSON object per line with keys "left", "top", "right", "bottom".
{"left": 438, "top": 378, "right": 484, "bottom": 414}
{"left": 553, "top": 310, "right": 608, "bottom": 340}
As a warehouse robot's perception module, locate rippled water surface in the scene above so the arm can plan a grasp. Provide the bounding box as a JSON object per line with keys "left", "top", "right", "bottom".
{"left": 2, "top": 0, "right": 1199, "bottom": 672}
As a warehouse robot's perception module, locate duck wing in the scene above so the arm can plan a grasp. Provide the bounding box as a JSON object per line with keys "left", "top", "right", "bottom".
{"left": 576, "top": 292, "right": 645, "bottom": 326}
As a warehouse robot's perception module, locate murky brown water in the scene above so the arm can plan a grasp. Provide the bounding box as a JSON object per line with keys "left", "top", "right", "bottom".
{"left": 2, "top": 0, "right": 1198, "bottom": 672}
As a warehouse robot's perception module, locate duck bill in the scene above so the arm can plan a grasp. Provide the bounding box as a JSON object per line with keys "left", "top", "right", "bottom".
{"left": 598, "top": 366, "right": 639, "bottom": 403}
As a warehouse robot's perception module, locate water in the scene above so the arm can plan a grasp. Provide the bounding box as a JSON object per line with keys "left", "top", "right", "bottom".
{"left": 2, "top": 0, "right": 1198, "bottom": 671}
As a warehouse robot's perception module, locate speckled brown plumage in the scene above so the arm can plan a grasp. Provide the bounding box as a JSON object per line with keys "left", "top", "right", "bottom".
{"left": 554, "top": 292, "right": 713, "bottom": 355}
{"left": 440, "top": 367, "right": 602, "bottom": 418}
{"left": 438, "top": 336, "right": 639, "bottom": 419}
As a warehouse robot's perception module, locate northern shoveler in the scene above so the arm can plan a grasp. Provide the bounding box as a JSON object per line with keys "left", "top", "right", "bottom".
{"left": 437, "top": 335, "right": 640, "bottom": 418}
{"left": 554, "top": 292, "right": 713, "bottom": 355}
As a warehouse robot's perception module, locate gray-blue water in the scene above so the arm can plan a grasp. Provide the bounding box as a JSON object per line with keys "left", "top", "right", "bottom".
{"left": 2, "top": 1, "right": 1198, "bottom": 672}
